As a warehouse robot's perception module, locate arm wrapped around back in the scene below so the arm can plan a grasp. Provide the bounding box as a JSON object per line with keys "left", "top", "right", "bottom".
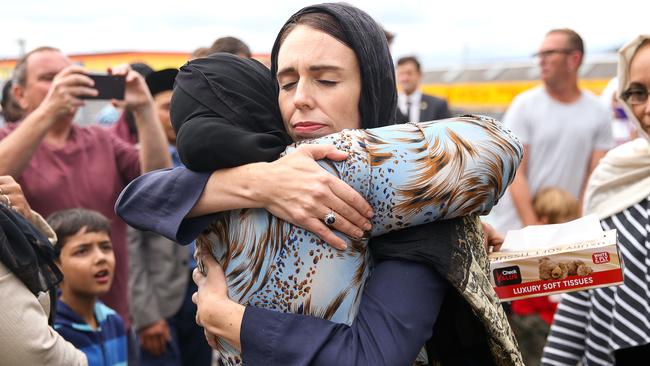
{"left": 299, "top": 114, "right": 523, "bottom": 235}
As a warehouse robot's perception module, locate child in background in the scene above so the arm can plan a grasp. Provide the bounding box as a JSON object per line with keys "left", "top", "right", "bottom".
{"left": 49, "top": 208, "right": 127, "bottom": 366}
{"left": 509, "top": 187, "right": 580, "bottom": 366}
{"left": 533, "top": 187, "right": 581, "bottom": 225}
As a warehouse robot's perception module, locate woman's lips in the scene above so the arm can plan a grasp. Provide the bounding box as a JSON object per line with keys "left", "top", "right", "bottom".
{"left": 293, "top": 122, "right": 326, "bottom": 134}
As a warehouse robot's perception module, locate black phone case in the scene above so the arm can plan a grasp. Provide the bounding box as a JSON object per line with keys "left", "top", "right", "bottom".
{"left": 85, "top": 74, "right": 126, "bottom": 100}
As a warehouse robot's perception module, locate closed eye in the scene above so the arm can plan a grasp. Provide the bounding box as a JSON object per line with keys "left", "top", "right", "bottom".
{"left": 317, "top": 80, "right": 338, "bottom": 86}
{"left": 280, "top": 81, "right": 297, "bottom": 91}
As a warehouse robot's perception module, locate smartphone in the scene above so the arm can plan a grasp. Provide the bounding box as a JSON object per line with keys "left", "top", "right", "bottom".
{"left": 84, "top": 74, "right": 126, "bottom": 100}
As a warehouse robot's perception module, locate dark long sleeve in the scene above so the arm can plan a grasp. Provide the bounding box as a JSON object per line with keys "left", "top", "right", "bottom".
{"left": 240, "top": 260, "right": 447, "bottom": 366}
{"left": 115, "top": 166, "right": 215, "bottom": 245}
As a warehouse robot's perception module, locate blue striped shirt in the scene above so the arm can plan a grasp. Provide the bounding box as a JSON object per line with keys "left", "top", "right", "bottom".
{"left": 55, "top": 300, "right": 127, "bottom": 366}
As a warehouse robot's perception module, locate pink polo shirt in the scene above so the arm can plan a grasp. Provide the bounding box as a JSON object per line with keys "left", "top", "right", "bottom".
{"left": 0, "top": 122, "right": 140, "bottom": 328}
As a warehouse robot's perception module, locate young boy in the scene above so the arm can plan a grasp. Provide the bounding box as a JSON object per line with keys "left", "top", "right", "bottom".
{"left": 48, "top": 208, "right": 127, "bottom": 366}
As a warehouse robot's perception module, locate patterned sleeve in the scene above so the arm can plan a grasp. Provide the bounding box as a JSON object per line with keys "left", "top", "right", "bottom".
{"left": 541, "top": 291, "right": 591, "bottom": 365}
{"left": 300, "top": 115, "right": 523, "bottom": 236}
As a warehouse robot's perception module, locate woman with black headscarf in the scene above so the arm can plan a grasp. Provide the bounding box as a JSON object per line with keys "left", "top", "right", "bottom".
{"left": 117, "top": 3, "right": 523, "bottom": 365}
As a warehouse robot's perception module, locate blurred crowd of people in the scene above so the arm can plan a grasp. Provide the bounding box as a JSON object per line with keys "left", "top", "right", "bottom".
{"left": 0, "top": 6, "right": 649, "bottom": 366}
{"left": 0, "top": 36, "right": 255, "bottom": 366}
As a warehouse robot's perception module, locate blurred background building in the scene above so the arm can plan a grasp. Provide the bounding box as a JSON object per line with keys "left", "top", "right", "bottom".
{"left": 0, "top": 50, "right": 616, "bottom": 121}
{"left": 421, "top": 54, "right": 616, "bottom": 118}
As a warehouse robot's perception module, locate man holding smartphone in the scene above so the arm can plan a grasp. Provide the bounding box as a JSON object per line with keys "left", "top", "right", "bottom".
{"left": 0, "top": 46, "right": 172, "bottom": 359}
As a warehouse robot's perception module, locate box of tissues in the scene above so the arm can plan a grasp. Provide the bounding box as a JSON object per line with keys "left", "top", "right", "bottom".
{"left": 488, "top": 215, "right": 624, "bottom": 301}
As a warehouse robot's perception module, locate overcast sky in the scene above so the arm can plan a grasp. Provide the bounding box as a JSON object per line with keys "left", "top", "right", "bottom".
{"left": 1, "top": 0, "right": 646, "bottom": 68}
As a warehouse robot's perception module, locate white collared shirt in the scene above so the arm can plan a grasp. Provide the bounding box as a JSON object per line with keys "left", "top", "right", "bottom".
{"left": 398, "top": 90, "right": 422, "bottom": 122}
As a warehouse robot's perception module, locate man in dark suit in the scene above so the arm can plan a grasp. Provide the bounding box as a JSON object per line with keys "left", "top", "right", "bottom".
{"left": 396, "top": 56, "right": 450, "bottom": 123}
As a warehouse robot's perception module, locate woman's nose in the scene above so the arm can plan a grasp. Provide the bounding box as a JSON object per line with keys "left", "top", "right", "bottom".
{"left": 293, "top": 79, "right": 315, "bottom": 110}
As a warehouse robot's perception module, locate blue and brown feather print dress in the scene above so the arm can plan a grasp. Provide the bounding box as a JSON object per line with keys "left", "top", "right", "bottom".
{"left": 197, "top": 115, "right": 524, "bottom": 365}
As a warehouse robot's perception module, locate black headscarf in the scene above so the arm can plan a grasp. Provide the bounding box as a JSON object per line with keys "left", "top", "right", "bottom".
{"left": 0, "top": 205, "right": 62, "bottom": 323}
{"left": 173, "top": 53, "right": 291, "bottom": 171}
{"left": 270, "top": 2, "right": 398, "bottom": 128}
{"left": 0, "top": 205, "right": 61, "bottom": 294}
{"left": 146, "top": 68, "right": 178, "bottom": 97}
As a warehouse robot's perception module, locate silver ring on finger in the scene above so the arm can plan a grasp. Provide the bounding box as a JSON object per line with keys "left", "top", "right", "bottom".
{"left": 323, "top": 210, "right": 337, "bottom": 226}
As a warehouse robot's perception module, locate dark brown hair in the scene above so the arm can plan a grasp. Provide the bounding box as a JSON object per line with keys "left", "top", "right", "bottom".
{"left": 209, "top": 36, "right": 251, "bottom": 58}
{"left": 191, "top": 47, "right": 211, "bottom": 59}
{"left": 47, "top": 208, "right": 111, "bottom": 257}
{"left": 277, "top": 12, "right": 351, "bottom": 50}
{"left": 1, "top": 80, "right": 24, "bottom": 122}
{"left": 397, "top": 56, "right": 421, "bottom": 73}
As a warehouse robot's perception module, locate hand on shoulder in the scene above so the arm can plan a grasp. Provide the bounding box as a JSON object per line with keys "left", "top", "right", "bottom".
{"left": 251, "top": 144, "right": 373, "bottom": 250}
